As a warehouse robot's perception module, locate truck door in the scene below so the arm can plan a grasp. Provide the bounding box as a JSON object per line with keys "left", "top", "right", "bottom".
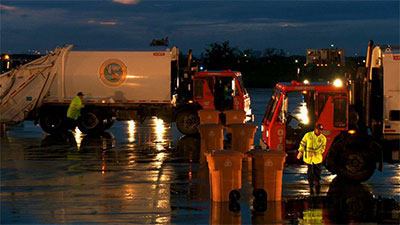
{"left": 232, "top": 76, "right": 246, "bottom": 111}
{"left": 261, "top": 89, "right": 286, "bottom": 151}
{"left": 316, "top": 94, "right": 348, "bottom": 159}
{"left": 193, "top": 78, "right": 215, "bottom": 110}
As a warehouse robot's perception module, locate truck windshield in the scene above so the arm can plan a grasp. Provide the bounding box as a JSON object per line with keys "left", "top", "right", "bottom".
{"left": 237, "top": 76, "right": 248, "bottom": 95}
{"left": 264, "top": 89, "right": 281, "bottom": 122}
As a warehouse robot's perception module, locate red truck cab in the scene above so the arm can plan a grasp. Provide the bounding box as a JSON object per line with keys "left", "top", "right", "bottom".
{"left": 260, "top": 81, "right": 348, "bottom": 162}
{"left": 193, "top": 70, "right": 252, "bottom": 119}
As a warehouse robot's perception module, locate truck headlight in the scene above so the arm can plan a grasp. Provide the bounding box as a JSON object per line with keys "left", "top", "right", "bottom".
{"left": 333, "top": 79, "right": 343, "bottom": 87}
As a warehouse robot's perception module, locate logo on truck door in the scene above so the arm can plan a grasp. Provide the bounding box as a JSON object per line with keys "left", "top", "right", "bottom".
{"left": 99, "top": 59, "right": 127, "bottom": 87}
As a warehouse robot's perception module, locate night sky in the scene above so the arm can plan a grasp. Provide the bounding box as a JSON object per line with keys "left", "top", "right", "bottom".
{"left": 1, "top": 0, "right": 399, "bottom": 56}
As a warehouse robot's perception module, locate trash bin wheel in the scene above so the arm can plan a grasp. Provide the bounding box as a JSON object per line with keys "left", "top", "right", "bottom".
{"left": 229, "top": 189, "right": 240, "bottom": 201}
{"left": 253, "top": 188, "right": 267, "bottom": 200}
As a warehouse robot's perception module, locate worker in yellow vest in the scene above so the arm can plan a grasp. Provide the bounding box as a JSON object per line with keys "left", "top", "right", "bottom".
{"left": 66, "top": 92, "right": 84, "bottom": 130}
{"left": 297, "top": 123, "right": 327, "bottom": 195}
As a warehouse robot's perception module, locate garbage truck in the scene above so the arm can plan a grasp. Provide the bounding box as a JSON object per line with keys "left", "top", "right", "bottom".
{"left": 299, "top": 48, "right": 346, "bottom": 82}
{"left": 260, "top": 40, "right": 399, "bottom": 182}
{"left": 0, "top": 45, "right": 252, "bottom": 135}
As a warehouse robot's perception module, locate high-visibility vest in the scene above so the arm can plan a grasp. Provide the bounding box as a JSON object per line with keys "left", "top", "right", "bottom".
{"left": 67, "top": 96, "right": 82, "bottom": 120}
{"left": 298, "top": 131, "right": 326, "bottom": 164}
{"left": 303, "top": 209, "right": 323, "bottom": 224}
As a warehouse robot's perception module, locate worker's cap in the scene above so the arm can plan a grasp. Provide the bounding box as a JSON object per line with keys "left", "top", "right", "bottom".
{"left": 77, "top": 92, "right": 84, "bottom": 96}
{"left": 315, "top": 123, "right": 324, "bottom": 130}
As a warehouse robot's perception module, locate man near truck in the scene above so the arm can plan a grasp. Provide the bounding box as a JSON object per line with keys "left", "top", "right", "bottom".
{"left": 66, "top": 92, "right": 84, "bottom": 130}
{"left": 297, "top": 123, "right": 326, "bottom": 195}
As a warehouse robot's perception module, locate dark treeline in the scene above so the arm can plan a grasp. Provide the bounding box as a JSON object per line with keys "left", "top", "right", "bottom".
{"left": 181, "top": 41, "right": 365, "bottom": 88}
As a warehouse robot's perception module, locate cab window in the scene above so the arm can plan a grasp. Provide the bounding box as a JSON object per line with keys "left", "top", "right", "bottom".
{"left": 237, "top": 76, "right": 248, "bottom": 95}
{"left": 333, "top": 98, "right": 347, "bottom": 127}
{"left": 194, "top": 80, "right": 203, "bottom": 99}
{"left": 264, "top": 89, "right": 281, "bottom": 122}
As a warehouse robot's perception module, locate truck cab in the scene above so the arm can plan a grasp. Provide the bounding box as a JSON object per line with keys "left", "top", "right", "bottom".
{"left": 193, "top": 70, "right": 252, "bottom": 118}
{"left": 260, "top": 81, "right": 348, "bottom": 162}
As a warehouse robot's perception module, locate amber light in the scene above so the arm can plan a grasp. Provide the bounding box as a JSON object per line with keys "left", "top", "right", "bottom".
{"left": 348, "top": 130, "right": 356, "bottom": 135}
{"left": 101, "top": 100, "right": 107, "bottom": 103}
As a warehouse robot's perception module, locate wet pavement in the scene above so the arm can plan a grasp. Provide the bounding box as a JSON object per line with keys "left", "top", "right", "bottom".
{"left": 1, "top": 88, "right": 399, "bottom": 224}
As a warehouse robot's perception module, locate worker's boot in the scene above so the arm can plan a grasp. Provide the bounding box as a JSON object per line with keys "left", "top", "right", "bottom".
{"left": 314, "top": 181, "right": 321, "bottom": 195}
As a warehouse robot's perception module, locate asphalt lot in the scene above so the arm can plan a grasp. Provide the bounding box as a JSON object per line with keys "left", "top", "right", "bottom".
{"left": 1, "top": 118, "right": 399, "bottom": 224}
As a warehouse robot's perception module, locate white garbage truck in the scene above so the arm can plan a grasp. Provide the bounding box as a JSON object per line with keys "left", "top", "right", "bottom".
{"left": 0, "top": 45, "right": 252, "bottom": 135}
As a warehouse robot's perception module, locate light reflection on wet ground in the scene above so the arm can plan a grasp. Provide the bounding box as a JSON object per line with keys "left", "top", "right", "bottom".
{"left": 1, "top": 89, "right": 399, "bottom": 224}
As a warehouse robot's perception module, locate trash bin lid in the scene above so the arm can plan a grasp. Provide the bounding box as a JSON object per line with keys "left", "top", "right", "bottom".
{"left": 198, "top": 124, "right": 224, "bottom": 128}
{"left": 205, "top": 149, "right": 244, "bottom": 157}
{"left": 228, "top": 123, "right": 257, "bottom": 128}
{"left": 247, "top": 149, "right": 287, "bottom": 157}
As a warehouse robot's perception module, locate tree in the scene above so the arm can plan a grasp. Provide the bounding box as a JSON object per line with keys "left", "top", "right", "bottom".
{"left": 150, "top": 37, "right": 169, "bottom": 46}
{"left": 204, "top": 41, "right": 241, "bottom": 70}
{"left": 263, "top": 48, "right": 286, "bottom": 57}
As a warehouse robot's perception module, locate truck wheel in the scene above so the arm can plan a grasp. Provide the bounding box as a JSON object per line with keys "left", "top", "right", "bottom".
{"left": 176, "top": 111, "right": 199, "bottom": 135}
{"left": 335, "top": 141, "right": 376, "bottom": 183}
{"left": 78, "top": 109, "right": 105, "bottom": 135}
{"left": 39, "top": 111, "right": 66, "bottom": 134}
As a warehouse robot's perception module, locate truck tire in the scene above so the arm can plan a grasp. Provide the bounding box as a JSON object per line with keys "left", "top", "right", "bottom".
{"left": 78, "top": 109, "right": 105, "bottom": 135}
{"left": 39, "top": 111, "right": 66, "bottom": 134}
{"left": 176, "top": 111, "right": 199, "bottom": 135}
{"left": 329, "top": 136, "right": 376, "bottom": 183}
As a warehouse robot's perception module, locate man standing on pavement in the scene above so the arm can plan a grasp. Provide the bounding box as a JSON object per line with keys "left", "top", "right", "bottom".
{"left": 66, "top": 92, "right": 84, "bottom": 130}
{"left": 297, "top": 123, "right": 327, "bottom": 195}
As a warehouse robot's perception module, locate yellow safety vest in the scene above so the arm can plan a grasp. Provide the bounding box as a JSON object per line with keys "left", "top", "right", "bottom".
{"left": 298, "top": 131, "right": 326, "bottom": 164}
{"left": 67, "top": 96, "right": 82, "bottom": 120}
{"left": 303, "top": 209, "right": 323, "bottom": 224}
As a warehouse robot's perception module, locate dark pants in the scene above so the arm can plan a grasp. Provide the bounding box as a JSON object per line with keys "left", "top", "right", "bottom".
{"left": 307, "top": 163, "right": 322, "bottom": 194}
{"left": 66, "top": 117, "right": 78, "bottom": 131}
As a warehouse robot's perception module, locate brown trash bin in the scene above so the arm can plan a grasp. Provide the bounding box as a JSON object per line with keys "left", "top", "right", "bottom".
{"left": 205, "top": 150, "right": 245, "bottom": 202}
{"left": 210, "top": 202, "right": 241, "bottom": 225}
{"left": 198, "top": 109, "right": 221, "bottom": 125}
{"left": 198, "top": 124, "right": 224, "bottom": 158}
{"left": 229, "top": 123, "right": 257, "bottom": 153}
{"left": 248, "top": 149, "right": 287, "bottom": 201}
{"left": 223, "top": 110, "right": 246, "bottom": 133}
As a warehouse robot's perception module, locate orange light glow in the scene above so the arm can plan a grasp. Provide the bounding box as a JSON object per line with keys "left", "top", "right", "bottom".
{"left": 101, "top": 100, "right": 107, "bottom": 103}
{"left": 128, "top": 120, "right": 135, "bottom": 143}
{"left": 74, "top": 127, "right": 84, "bottom": 150}
{"left": 348, "top": 130, "right": 356, "bottom": 135}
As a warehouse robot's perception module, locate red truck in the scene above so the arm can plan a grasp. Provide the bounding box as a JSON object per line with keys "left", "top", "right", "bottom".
{"left": 260, "top": 41, "right": 399, "bottom": 182}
